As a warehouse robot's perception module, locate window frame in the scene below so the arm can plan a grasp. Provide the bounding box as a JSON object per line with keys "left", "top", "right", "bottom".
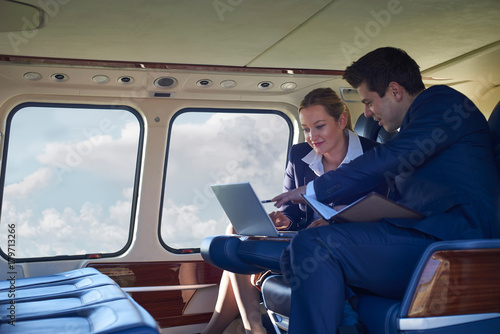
{"left": 158, "top": 107, "right": 293, "bottom": 254}
{"left": 0, "top": 102, "right": 144, "bottom": 262}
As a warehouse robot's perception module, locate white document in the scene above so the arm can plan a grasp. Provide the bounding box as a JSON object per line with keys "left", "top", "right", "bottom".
{"left": 301, "top": 192, "right": 425, "bottom": 223}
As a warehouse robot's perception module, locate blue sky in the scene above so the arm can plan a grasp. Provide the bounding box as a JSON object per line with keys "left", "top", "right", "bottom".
{"left": 161, "top": 112, "right": 291, "bottom": 248}
{"left": 1, "top": 106, "right": 140, "bottom": 257}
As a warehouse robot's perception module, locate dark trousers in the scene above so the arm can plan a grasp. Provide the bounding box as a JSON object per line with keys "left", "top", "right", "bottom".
{"left": 280, "top": 221, "right": 438, "bottom": 334}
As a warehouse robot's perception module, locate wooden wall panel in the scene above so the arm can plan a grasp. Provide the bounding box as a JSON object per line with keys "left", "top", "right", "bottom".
{"left": 88, "top": 261, "right": 222, "bottom": 328}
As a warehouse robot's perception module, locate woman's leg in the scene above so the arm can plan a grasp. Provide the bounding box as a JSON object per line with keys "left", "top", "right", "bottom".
{"left": 228, "top": 272, "right": 267, "bottom": 334}
{"left": 202, "top": 223, "right": 268, "bottom": 334}
{"left": 201, "top": 270, "right": 241, "bottom": 334}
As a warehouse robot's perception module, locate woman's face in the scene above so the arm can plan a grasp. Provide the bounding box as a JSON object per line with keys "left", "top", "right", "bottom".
{"left": 300, "top": 104, "right": 346, "bottom": 156}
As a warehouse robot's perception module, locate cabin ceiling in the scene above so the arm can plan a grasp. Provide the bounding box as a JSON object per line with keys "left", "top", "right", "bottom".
{"left": 0, "top": 0, "right": 499, "bottom": 72}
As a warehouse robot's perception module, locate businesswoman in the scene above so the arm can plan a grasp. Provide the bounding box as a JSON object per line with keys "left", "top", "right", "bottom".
{"left": 202, "top": 87, "right": 381, "bottom": 334}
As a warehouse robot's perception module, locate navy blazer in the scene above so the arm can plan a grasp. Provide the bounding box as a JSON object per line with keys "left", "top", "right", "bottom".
{"left": 281, "top": 135, "right": 380, "bottom": 230}
{"left": 313, "top": 85, "right": 500, "bottom": 240}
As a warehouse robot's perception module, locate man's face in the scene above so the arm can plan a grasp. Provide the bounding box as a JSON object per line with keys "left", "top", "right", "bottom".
{"left": 357, "top": 82, "right": 404, "bottom": 132}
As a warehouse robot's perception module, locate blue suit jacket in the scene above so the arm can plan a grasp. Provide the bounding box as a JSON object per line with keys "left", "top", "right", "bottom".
{"left": 313, "top": 86, "right": 500, "bottom": 240}
{"left": 281, "top": 136, "right": 380, "bottom": 230}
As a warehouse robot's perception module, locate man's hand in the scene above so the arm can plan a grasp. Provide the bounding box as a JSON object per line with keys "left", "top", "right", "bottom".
{"left": 306, "top": 219, "right": 329, "bottom": 228}
{"left": 271, "top": 185, "right": 307, "bottom": 208}
{"left": 269, "top": 211, "right": 291, "bottom": 230}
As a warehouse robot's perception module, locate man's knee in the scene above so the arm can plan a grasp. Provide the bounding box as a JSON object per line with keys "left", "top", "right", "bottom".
{"left": 288, "top": 230, "right": 335, "bottom": 274}
{"left": 290, "top": 226, "right": 342, "bottom": 257}
{"left": 289, "top": 228, "right": 318, "bottom": 253}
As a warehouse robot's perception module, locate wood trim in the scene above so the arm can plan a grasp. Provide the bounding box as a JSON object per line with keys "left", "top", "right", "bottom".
{"left": 407, "top": 249, "right": 500, "bottom": 317}
{"left": 0, "top": 54, "right": 345, "bottom": 76}
{"left": 127, "top": 290, "right": 212, "bottom": 328}
{"left": 244, "top": 236, "right": 294, "bottom": 242}
{"left": 88, "top": 261, "right": 222, "bottom": 328}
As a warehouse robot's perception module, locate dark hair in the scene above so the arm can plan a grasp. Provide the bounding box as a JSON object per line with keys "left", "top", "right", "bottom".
{"left": 343, "top": 47, "right": 425, "bottom": 97}
{"left": 299, "top": 87, "right": 353, "bottom": 131}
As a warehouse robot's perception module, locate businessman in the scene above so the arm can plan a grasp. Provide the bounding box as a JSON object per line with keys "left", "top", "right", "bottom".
{"left": 272, "top": 47, "right": 500, "bottom": 333}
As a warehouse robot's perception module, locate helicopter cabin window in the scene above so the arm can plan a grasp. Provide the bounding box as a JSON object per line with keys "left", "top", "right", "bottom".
{"left": 0, "top": 104, "right": 143, "bottom": 260}
{"left": 160, "top": 109, "right": 292, "bottom": 252}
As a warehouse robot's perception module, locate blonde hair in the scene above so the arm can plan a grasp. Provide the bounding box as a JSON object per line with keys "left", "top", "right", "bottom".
{"left": 299, "top": 87, "right": 353, "bottom": 131}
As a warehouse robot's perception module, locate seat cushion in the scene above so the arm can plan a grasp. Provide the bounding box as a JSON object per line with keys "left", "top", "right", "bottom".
{"left": 261, "top": 275, "right": 291, "bottom": 317}
{"left": 357, "top": 294, "right": 400, "bottom": 334}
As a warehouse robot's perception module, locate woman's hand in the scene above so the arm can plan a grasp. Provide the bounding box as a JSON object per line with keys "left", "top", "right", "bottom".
{"left": 269, "top": 211, "right": 291, "bottom": 230}
{"left": 306, "top": 218, "right": 329, "bottom": 228}
{"left": 271, "top": 185, "right": 307, "bottom": 208}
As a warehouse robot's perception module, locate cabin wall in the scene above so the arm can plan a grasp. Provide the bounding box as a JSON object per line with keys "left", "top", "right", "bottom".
{"left": 421, "top": 42, "right": 500, "bottom": 118}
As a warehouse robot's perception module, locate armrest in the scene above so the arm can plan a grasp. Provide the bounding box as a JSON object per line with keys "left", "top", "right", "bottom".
{"left": 200, "top": 235, "right": 291, "bottom": 274}
{"left": 400, "top": 239, "right": 500, "bottom": 319}
{"left": 200, "top": 235, "right": 264, "bottom": 274}
{"left": 236, "top": 237, "right": 290, "bottom": 273}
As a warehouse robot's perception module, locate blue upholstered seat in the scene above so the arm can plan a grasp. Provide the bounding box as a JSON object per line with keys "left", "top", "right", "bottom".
{"left": 0, "top": 272, "right": 116, "bottom": 302}
{"left": 0, "top": 267, "right": 100, "bottom": 291}
{"left": 0, "top": 284, "right": 128, "bottom": 319}
{"left": 354, "top": 114, "right": 396, "bottom": 144}
{"left": 0, "top": 268, "right": 159, "bottom": 333}
{"left": 0, "top": 297, "right": 159, "bottom": 334}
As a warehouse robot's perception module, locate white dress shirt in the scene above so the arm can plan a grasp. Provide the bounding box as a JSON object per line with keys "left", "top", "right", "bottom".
{"left": 305, "top": 130, "right": 364, "bottom": 199}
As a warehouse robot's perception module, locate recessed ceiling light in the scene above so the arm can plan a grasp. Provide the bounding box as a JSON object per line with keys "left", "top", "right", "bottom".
{"left": 92, "top": 75, "right": 109, "bottom": 84}
{"left": 280, "top": 82, "right": 297, "bottom": 91}
{"left": 118, "top": 76, "right": 134, "bottom": 84}
{"left": 23, "top": 72, "right": 42, "bottom": 81}
{"left": 220, "top": 80, "right": 236, "bottom": 88}
{"left": 257, "top": 81, "right": 273, "bottom": 90}
{"left": 196, "top": 79, "right": 213, "bottom": 87}
{"left": 51, "top": 73, "right": 68, "bottom": 82}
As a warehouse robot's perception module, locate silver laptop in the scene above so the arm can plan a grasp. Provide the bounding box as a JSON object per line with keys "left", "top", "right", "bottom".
{"left": 211, "top": 182, "right": 296, "bottom": 238}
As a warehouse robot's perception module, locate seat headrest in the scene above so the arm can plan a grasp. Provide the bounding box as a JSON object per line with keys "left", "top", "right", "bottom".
{"left": 354, "top": 114, "right": 395, "bottom": 143}
{"left": 487, "top": 101, "right": 500, "bottom": 170}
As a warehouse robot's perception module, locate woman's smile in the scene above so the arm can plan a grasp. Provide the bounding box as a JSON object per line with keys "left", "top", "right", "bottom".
{"left": 312, "top": 141, "right": 324, "bottom": 148}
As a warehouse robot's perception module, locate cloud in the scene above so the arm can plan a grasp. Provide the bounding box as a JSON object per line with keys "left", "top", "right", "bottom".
{"left": 1, "top": 196, "right": 131, "bottom": 258}
{"left": 1, "top": 110, "right": 141, "bottom": 258}
{"left": 161, "top": 198, "right": 223, "bottom": 249}
{"left": 165, "top": 113, "right": 289, "bottom": 203}
{"left": 3, "top": 167, "right": 56, "bottom": 199}
{"left": 37, "top": 122, "right": 140, "bottom": 183}
{"left": 1, "top": 111, "right": 291, "bottom": 256}
{"left": 161, "top": 112, "right": 290, "bottom": 248}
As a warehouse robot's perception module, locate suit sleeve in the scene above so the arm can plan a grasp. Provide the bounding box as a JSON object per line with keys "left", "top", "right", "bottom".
{"left": 280, "top": 145, "right": 306, "bottom": 229}
{"left": 314, "top": 89, "right": 468, "bottom": 204}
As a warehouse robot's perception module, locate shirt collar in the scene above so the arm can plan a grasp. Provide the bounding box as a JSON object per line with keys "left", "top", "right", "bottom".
{"left": 301, "top": 130, "right": 363, "bottom": 176}
{"left": 343, "top": 130, "right": 363, "bottom": 165}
